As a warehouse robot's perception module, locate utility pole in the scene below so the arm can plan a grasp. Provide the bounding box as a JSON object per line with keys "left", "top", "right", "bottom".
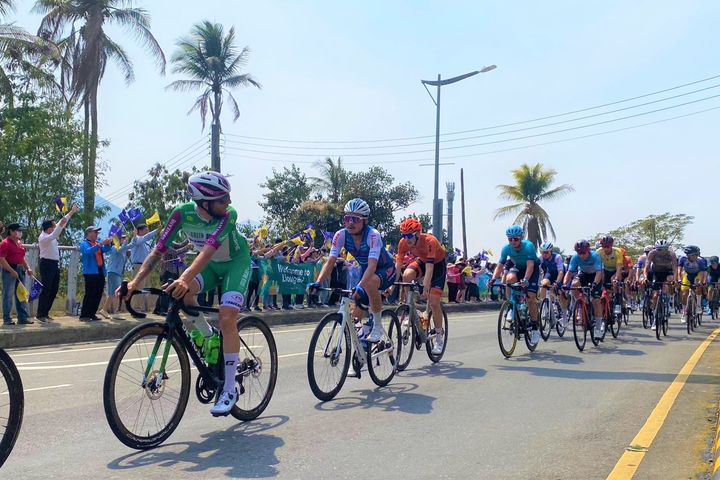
{"left": 461, "top": 168, "right": 468, "bottom": 260}
{"left": 211, "top": 124, "right": 221, "bottom": 172}
{"left": 420, "top": 65, "right": 496, "bottom": 241}
{"left": 446, "top": 182, "right": 455, "bottom": 251}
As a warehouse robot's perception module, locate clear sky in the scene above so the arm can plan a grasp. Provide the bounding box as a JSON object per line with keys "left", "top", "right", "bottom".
{"left": 12, "top": 1, "right": 720, "bottom": 256}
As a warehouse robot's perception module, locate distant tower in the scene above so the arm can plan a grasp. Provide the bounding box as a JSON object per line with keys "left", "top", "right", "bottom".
{"left": 446, "top": 182, "right": 455, "bottom": 251}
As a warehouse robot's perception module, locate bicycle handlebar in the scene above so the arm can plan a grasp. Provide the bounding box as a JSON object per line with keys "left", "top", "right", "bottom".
{"left": 120, "top": 281, "right": 220, "bottom": 319}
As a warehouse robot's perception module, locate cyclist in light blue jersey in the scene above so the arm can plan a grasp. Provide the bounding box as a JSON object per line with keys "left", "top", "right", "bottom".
{"left": 488, "top": 225, "right": 541, "bottom": 344}
{"left": 563, "top": 239, "right": 604, "bottom": 337}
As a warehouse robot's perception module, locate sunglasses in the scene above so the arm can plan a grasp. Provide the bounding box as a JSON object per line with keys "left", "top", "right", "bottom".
{"left": 508, "top": 237, "right": 521, "bottom": 242}
{"left": 402, "top": 233, "right": 416, "bottom": 239}
{"left": 213, "top": 194, "right": 231, "bottom": 204}
{"left": 343, "top": 215, "right": 364, "bottom": 224}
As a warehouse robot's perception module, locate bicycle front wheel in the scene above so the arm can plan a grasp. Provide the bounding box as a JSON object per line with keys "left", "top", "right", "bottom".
{"left": 426, "top": 305, "right": 448, "bottom": 363}
{"left": 367, "top": 309, "right": 400, "bottom": 387}
{"left": 498, "top": 302, "right": 517, "bottom": 358}
{"left": 103, "top": 323, "right": 190, "bottom": 450}
{"left": 0, "top": 348, "right": 23, "bottom": 468}
{"left": 573, "top": 302, "right": 587, "bottom": 352}
{"left": 395, "top": 304, "right": 416, "bottom": 372}
{"left": 231, "top": 316, "right": 278, "bottom": 421}
{"left": 539, "top": 298, "right": 552, "bottom": 341}
{"left": 307, "top": 313, "right": 351, "bottom": 402}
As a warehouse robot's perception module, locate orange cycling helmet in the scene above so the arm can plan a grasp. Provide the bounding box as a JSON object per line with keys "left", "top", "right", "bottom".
{"left": 400, "top": 218, "right": 422, "bottom": 234}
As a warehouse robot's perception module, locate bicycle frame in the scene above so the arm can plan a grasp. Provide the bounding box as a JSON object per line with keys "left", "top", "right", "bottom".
{"left": 397, "top": 281, "right": 432, "bottom": 343}
{"left": 325, "top": 294, "right": 367, "bottom": 371}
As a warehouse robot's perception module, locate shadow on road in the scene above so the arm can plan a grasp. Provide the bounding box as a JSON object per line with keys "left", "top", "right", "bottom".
{"left": 314, "top": 382, "right": 436, "bottom": 415}
{"left": 508, "top": 349, "right": 584, "bottom": 365}
{"left": 399, "top": 360, "right": 487, "bottom": 380}
{"left": 494, "top": 364, "right": 720, "bottom": 385}
{"left": 106, "top": 415, "right": 288, "bottom": 478}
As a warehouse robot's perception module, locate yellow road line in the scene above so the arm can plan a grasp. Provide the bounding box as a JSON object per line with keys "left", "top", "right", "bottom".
{"left": 606, "top": 325, "right": 720, "bottom": 479}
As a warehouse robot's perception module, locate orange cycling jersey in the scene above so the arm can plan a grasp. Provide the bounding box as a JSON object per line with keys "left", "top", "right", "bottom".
{"left": 397, "top": 233, "right": 446, "bottom": 264}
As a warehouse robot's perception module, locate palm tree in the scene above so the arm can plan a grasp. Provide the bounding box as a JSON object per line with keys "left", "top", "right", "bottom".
{"left": 166, "top": 21, "right": 260, "bottom": 172}
{"left": 309, "top": 157, "right": 349, "bottom": 203}
{"left": 0, "top": 0, "right": 59, "bottom": 106}
{"left": 34, "top": 0, "right": 166, "bottom": 217}
{"left": 493, "top": 163, "right": 574, "bottom": 246}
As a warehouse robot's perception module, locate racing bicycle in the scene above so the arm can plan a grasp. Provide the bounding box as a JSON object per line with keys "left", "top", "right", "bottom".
{"left": 0, "top": 347, "right": 23, "bottom": 467}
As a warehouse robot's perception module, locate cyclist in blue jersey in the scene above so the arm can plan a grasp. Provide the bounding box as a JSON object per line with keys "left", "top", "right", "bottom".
{"left": 309, "top": 198, "right": 396, "bottom": 343}
{"left": 539, "top": 242, "right": 568, "bottom": 326}
{"left": 677, "top": 245, "right": 708, "bottom": 319}
{"left": 487, "top": 225, "right": 541, "bottom": 344}
{"left": 707, "top": 256, "right": 720, "bottom": 312}
{"left": 562, "top": 239, "right": 605, "bottom": 338}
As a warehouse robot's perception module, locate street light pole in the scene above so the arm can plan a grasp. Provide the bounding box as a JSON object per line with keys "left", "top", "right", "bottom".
{"left": 421, "top": 65, "right": 496, "bottom": 241}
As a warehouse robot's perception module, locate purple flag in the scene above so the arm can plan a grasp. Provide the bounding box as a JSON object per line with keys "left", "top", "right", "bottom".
{"left": 109, "top": 224, "right": 122, "bottom": 238}
{"left": 322, "top": 230, "right": 334, "bottom": 240}
{"left": 28, "top": 277, "right": 43, "bottom": 302}
{"left": 128, "top": 208, "right": 143, "bottom": 223}
{"left": 118, "top": 209, "right": 130, "bottom": 224}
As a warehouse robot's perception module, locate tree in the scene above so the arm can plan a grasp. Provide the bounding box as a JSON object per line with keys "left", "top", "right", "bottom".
{"left": 166, "top": 21, "right": 260, "bottom": 172}
{"left": 309, "top": 157, "right": 349, "bottom": 203}
{"left": 494, "top": 163, "right": 574, "bottom": 247}
{"left": 0, "top": 0, "right": 59, "bottom": 106}
{"left": 35, "top": 0, "right": 166, "bottom": 218}
{"left": 0, "top": 92, "right": 100, "bottom": 240}
{"left": 126, "top": 163, "right": 199, "bottom": 223}
{"left": 592, "top": 213, "right": 694, "bottom": 257}
{"left": 258, "top": 164, "right": 312, "bottom": 236}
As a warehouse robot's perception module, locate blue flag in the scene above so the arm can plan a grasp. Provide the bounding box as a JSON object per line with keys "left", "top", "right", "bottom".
{"left": 322, "top": 230, "right": 334, "bottom": 240}
{"left": 109, "top": 224, "right": 122, "bottom": 238}
{"left": 118, "top": 209, "right": 130, "bottom": 224}
{"left": 128, "top": 208, "right": 143, "bottom": 223}
{"left": 28, "top": 277, "right": 43, "bottom": 302}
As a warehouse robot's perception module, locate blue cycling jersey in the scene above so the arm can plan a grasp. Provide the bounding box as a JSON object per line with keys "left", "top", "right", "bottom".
{"left": 499, "top": 240, "right": 539, "bottom": 269}
{"left": 541, "top": 252, "right": 565, "bottom": 278}
{"left": 330, "top": 225, "right": 394, "bottom": 270}
{"left": 568, "top": 251, "right": 603, "bottom": 275}
{"left": 679, "top": 256, "right": 708, "bottom": 275}
{"left": 709, "top": 265, "right": 720, "bottom": 282}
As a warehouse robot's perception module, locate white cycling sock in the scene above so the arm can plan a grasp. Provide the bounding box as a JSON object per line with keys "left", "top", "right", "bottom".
{"left": 370, "top": 311, "right": 382, "bottom": 329}
{"left": 223, "top": 352, "right": 239, "bottom": 393}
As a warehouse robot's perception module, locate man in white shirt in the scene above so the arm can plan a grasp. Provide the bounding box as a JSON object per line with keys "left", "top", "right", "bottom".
{"left": 36, "top": 204, "right": 78, "bottom": 322}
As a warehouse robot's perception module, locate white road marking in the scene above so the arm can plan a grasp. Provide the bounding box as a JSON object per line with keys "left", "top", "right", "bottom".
{"left": 1, "top": 384, "right": 72, "bottom": 395}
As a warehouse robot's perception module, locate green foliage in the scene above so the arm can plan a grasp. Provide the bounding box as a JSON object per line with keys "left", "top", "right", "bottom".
{"left": 258, "top": 164, "right": 312, "bottom": 236}
{"left": 592, "top": 213, "right": 694, "bottom": 257}
{"left": 126, "top": 163, "right": 198, "bottom": 223}
{"left": 0, "top": 93, "right": 104, "bottom": 240}
{"left": 259, "top": 161, "right": 420, "bottom": 241}
{"left": 494, "top": 163, "right": 574, "bottom": 247}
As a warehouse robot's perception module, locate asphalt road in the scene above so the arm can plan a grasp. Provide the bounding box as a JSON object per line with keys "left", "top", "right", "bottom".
{"left": 2, "top": 310, "right": 720, "bottom": 480}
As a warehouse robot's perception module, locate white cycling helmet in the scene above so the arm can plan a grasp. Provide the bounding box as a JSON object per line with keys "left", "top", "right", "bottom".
{"left": 187, "top": 171, "right": 231, "bottom": 201}
{"left": 655, "top": 239, "right": 669, "bottom": 250}
{"left": 343, "top": 198, "right": 371, "bottom": 217}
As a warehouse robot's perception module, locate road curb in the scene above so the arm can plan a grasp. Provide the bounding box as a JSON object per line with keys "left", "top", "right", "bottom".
{"left": 0, "top": 301, "right": 501, "bottom": 349}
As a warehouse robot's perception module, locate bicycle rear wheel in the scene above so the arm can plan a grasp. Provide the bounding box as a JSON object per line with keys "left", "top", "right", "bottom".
{"left": 426, "top": 305, "right": 448, "bottom": 363}
{"left": 686, "top": 295, "right": 694, "bottom": 334}
{"left": 367, "top": 309, "right": 400, "bottom": 387}
{"left": 307, "top": 313, "right": 351, "bottom": 402}
{"left": 103, "top": 323, "right": 191, "bottom": 450}
{"left": 554, "top": 301, "right": 566, "bottom": 337}
{"left": 573, "top": 302, "right": 587, "bottom": 352}
{"left": 498, "top": 302, "right": 517, "bottom": 358}
{"left": 230, "top": 316, "right": 278, "bottom": 421}
{"left": 0, "top": 348, "right": 23, "bottom": 468}
{"left": 395, "top": 304, "right": 416, "bottom": 372}
{"left": 539, "top": 298, "right": 552, "bottom": 341}
{"left": 655, "top": 301, "right": 663, "bottom": 340}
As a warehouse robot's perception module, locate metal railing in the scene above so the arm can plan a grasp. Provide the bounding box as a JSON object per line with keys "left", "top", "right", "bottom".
{"left": 19, "top": 244, "right": 81, "bottom": 315}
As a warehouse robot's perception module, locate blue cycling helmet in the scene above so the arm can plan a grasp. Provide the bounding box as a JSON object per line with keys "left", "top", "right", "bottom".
{"left": 540, "top": 242, "right": 553, "bottom": 252}
{"left": 505, "top": 225, "right": 524, "bottom": 238}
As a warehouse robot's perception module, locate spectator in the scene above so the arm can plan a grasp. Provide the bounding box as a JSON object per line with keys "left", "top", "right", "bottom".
{"left": 154, "top": 240, "right": 192, "bottom": 316}
{"left": 36, "top": 204, "right": 79, "bottom": 322}
{"left": 79, "top": 226, "right": 112, "bottom": 321}
{"left": 246, "top": 256, "right": 261, "bottom": 312}
{"left": 0, "top": 223, "right": 33, "bottom": 325}
{"left": 103, "top": 234, "right": 131, "bottom": 317}
{"left": 127, "top": 223, "right": 159, "bottom": 312}
{"left": 446, "top": 262, "right": 460, "bottom": 303}
{"left": 456, "top": 260, "right": 468, "bottom": 303}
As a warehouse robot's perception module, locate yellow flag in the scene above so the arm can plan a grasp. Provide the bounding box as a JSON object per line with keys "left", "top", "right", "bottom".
{"left": 290, "top": 236, "right": 304, "bottom": 246}
{"left": 16, "top": 282, "right": 29, "bottom": 303}
{"left": 303, "top": 227, "right": 316, "bottom": 241}
{"left": 146, "top": 211, "right": 161, "bottom": 226}
{"left": 254, "top": 225, "right": 269, "bottom": 241}
{"left": 488, "top": 248, "right": 494, "bottom": 257}
{"left": 112, "top": 235, "right": 121, "bottom": 249}
{"left": 346, "top": 253, "right": 355, "bottom": 262}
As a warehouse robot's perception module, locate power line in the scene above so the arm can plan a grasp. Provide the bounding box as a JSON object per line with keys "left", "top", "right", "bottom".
{"left": 220, "top": 93, "right": 720, "bottom": 158}
{"left": 221, "top": 104, "right": 720, "bottom": 166}
{"left": 97, "top": 138, "right": 209, "bottom": 208}
{"left": 222, "top": 73, "right": 720, "bottom": 144}
{"left": 222, "top": 82, "right": 720, "bottom": 151}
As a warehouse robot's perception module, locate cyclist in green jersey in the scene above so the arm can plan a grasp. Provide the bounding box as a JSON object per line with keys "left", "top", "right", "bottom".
{"left": 121, "top": 171, "right": 251, "bottom": 416}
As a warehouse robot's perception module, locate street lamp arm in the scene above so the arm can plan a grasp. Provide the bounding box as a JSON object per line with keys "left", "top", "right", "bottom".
{"left": 422, "top": 70, "right": 479, "bottom": 87}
